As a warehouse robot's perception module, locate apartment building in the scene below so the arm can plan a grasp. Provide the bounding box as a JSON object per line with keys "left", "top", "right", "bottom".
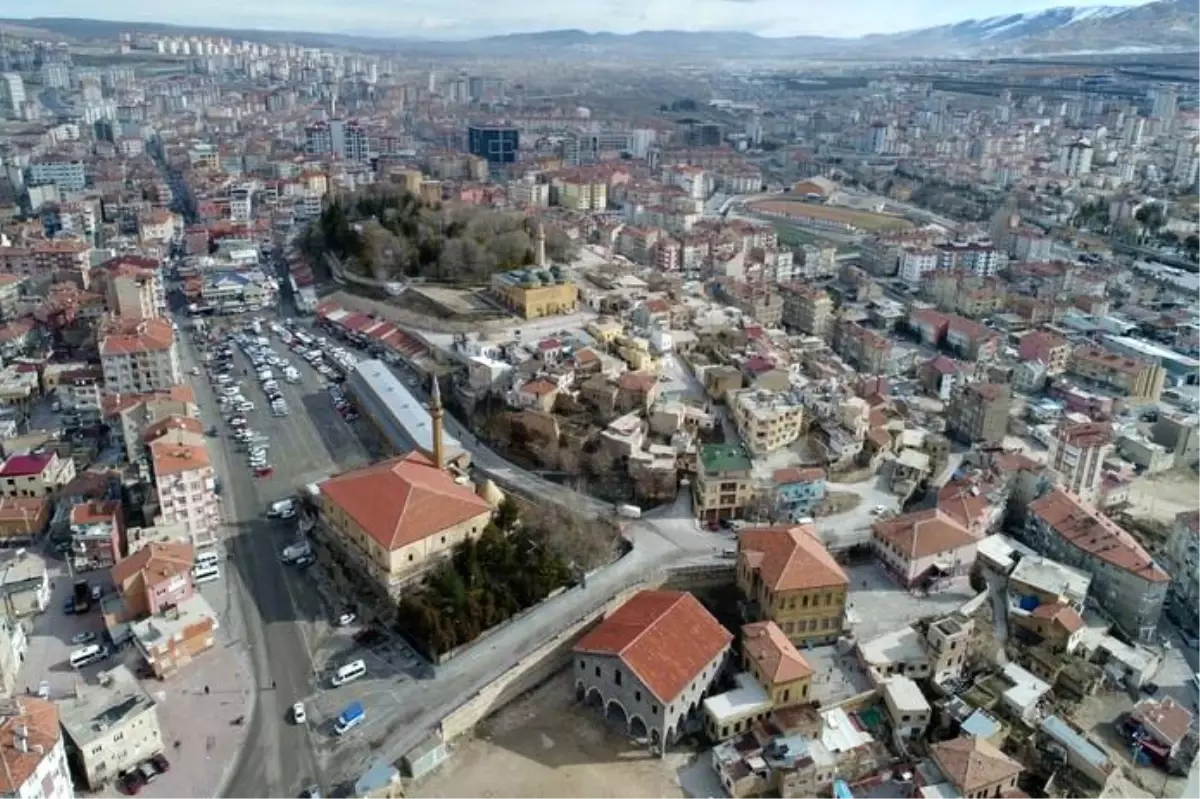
{"left": 1047, "top": 421, "right": 1113, "bottom": 506}
{"left": 99, "top": 316, "right": 181, "bottom": 394}
{"left": 0, "top": 452, "right": 76, "bottom": 498}
{"left": 69, "top": 500, "right": 125, "bottom": 573}
{"left": 27, "top": 158, "right": 87, "bottom": 192}
{"left": 737, "top": 525, "right": 849, "bottom": 647}
{"left": 693, "top": 443, "right": 756, "bottom": 523}
{"left": 574, "top": 589, "right": 731, "bottom": 748}
{"left": 935, "top": 242, "right": 1002, "bottom": 277}
{"left": 1165, "top": 511, "right": 1199, "bottom": 636}
{"left": 1025, "top": 487, "right": 1169, "bottom": 643}
{"left": 779, "top": 283, "right": 832, "bottom": 337}
{"left": 731, "top": 389, "right": 804, "bottom": 455}
{"left": 1070, "top": 345, "right": 1165, "bottom": 402}
{"left": 101, "top": 256, "right": 166, "bottom": 319}
{"left": 58, "top": 664, "right": 163, "bottom": 791}
{"left": 898, "top": 248, "right": 939, "bottom": 289}
{"left": 719, "top": 282, "right": 783, "bottom": 328}
{"left": 947, "top": 383, "right": 1011, "bottom": 446}
{"left": 0, "top": 698, "right": 74, "bottom": 799}
{"left": 0, "top": 239, "right": 93, "bottom": 283}
{"left": 836, "top": 321, "right": 892, "bottom": 374}
{"left": 552, "top": 176, "right": 607, "bottom": 211}
{"left": 104, "top": 385, "right": 199, "bottom": 462}
{"left": 1019, "top": 331, "right": 1073, "bottom": 375}
{"left": 318, "top": 451, "right": 495, "bottom": 596}
{"left": 147, "top": 421, "right": 218, "bottom": 542}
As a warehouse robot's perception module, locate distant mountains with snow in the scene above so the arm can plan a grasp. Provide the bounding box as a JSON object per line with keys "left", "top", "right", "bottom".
{"left": 4, "top": 0, "right": 1198, "bottom": 58}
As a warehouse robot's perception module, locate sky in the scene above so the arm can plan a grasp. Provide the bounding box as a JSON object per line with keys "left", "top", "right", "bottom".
{"left": 11, "top": 0, "right": 1157, "bottom": 39}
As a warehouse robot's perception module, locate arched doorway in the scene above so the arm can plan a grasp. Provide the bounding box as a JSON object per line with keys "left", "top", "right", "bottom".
{"left": 630, "top": 715, "right": 648, "bottom": 740}
{"left": 575, "top": 682, "right": 586, "bottom": 702}
{"left": 605, "top": 699, "right": 629, "bottom": 731}
{"left": 586, "top": 687, "right": 604, "bottom": 711}
{"left": 650, "top": 729, "right": 661, "bottom": 746}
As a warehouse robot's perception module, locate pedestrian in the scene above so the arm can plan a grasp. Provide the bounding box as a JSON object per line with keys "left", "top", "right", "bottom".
{"left": 204, "top": 685, "right": 210, "bottom": 695}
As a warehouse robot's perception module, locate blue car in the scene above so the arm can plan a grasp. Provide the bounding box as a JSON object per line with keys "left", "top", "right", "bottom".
{"left": 62, "top": 598, "right": 75, "bottom": 615}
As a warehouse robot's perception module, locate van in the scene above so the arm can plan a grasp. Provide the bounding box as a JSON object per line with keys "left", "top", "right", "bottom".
{"left": 333, "top": 701, "right": 365, "bottom": 735}
{"left": 196, "top": 549, "right": 220, "bottom": 568}
{"left": 70, "top": 644, "right": 106, "bottom": 669}
{"left": 192, "top": 564, "right": 221, "bottom": 584}
{"left": 331, "top": 659, "right": 367, "bottom": 687}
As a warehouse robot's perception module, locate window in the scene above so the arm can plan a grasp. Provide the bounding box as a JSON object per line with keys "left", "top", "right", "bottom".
{"left": 782, "top": 689, "right": 790, "bottom": 702}
{"left": 635, "top": 690, "right": 641, "bottom": 702}
{"left": 651, "top": 705, "right": 658, "bottom": 715}
{"left": 595, "top": 666, "right": 601, "bottom": 678}
{"left": 802, "top": 595, "right": 809, "bottom": 607}
{"left": 579, "top": 660, "right": 585, "bottom": 670}
{"left": 614, "top": 669, "right": 622, "bottom": 686}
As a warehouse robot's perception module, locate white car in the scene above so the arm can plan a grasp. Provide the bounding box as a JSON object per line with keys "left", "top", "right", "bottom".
{"left": 336, "top": 612, "right": 357, "bottom": 627}
{"left": 292, "top": 702, "right": 306, "bottom": 724}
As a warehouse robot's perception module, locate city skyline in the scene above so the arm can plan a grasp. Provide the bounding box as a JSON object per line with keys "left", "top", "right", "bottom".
{"left": 8, "top": 0, "right": 1158, "bottom": 39}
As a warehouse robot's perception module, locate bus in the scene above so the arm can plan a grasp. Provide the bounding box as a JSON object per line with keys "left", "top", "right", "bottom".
{"left": 192, "top": 564, "right": 221, "bottom": 584}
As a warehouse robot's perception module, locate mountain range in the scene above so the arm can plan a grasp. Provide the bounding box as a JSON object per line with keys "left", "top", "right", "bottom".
{"left": 3, "top": 0, "right": 1198, "bottom": 58}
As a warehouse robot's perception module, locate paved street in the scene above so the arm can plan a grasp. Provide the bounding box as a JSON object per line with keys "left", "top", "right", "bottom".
{"left": 171, "top": 300, "right": 369, "bottom": 798}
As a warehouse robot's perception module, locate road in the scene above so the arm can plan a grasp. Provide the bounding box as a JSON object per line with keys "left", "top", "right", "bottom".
{"left": 171, "top": 295, "right": 364, "bottom": 798}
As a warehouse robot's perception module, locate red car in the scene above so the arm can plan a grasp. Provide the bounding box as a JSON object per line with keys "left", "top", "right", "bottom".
{"left": 254, "top": 466, "right": 275, "bottom": 478}
{"left": 119, "top": 771, "right": 145, "bottom": 796}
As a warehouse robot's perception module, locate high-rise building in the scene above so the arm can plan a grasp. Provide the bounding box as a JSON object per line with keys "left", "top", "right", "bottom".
{"left": 1047, "top": 421, "right": 1113, "bottom": 506}
{"left": 41, "top": 62, "right": 69, "bottom": 89}
{"left": 0, "top": 71, "right": 24, "bottom": 118}
{"left": 1059, "top": 138, "right": 1093, "bottom": 177}
{"left": 1149, "top": 86, "right": 1177, "bottom": 122}
{"left": 467, "top": 124, "right": 519, "bottom": 165}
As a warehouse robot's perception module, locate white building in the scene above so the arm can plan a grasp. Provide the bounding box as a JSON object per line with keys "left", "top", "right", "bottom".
{"left": 57, "top": 665, "right": 163, "bottom": 791}
{"left": 1060, "top": 139, "right": 1094, "bottom": 177}
{"left": 27, "top": 160, "right": 86, "bottom": 193}
{"left": 147, "top": 426, "right": 219, "bottom": 544}
{"left": 1047, "top": 421, "right": 1113, "bottom": 506}
{"left": 899, "top": 248, "right": 938, "bottom": 289}
{"left": 99, "top": 317, "right": 181, "bottom": 394}
{"left": 0, "top": 697, "right": 74, "bottom": 799}
{"left": 0, "top": 73, "right": 24, "bottom": 118}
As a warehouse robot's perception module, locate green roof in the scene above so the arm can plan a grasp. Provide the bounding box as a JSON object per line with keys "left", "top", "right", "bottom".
{"left": 700, "top": 443, "right": 753, "bottom": 474}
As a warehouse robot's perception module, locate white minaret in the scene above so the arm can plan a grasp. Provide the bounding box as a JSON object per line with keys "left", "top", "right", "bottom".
{"left": 536, "top": 222, "right": 547, "bottom": 268}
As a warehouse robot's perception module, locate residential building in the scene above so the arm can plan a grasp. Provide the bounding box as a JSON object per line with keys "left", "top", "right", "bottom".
{"left": 947, "top": 383, "right": 1011, "bottom": 446}
{"left": 58, "top": 664, "right": 163, "bottom": 791}
{"left": 898, "top": 248, "right": 939, "bottom": 289}
{"left": 27, "top": 158, "right": 87, "bottom": 192}
{"left": 737, "top": 525, "right": 849, "bottom": 647}
{"left": 1069, "top": 345, "right": 1165, "bottom": 402}
{"left": 147, "top": 422, "right": 218, "bottom": 542}
{"left": 102, "top": 258, "right": 166, "bottom": 320}
{"left": 929, "top": 736, "right": 1022, "bottom": 798}
{"left": 1047, "top": 421, "right": 1113, "bottom": 506}
{"left": 98, "top": 316, "right": 181, "bottom": 394}
{"left": 490, "top": 268, "right": 578, "bottom": 320}
{"left": 573, "top": 589, "right": 732, "bottom": 748}
{"left": 731, "top": 389, "right": 804, "bottom": 455}
{"left": 104, "top": 386, "right": 198, "bottom": 462}
{"left": 1165, "top": 510, "right": 1199, "bottom": 635}
{"left": 1025, "top": 488, "right": 1169, "bottom": 642}
{"left": 69, "top": 500, "right": 124, "bottom": 573}
{"left": 835, "top": 321, "right": 892, "bottom": 374}
{"left": 880, "top": 676, "right": 931, "bottom": 739}
{"left": 108, "top": 541, "right": 218, "bottom": 677}
{"left": 0, "top": 614, "right": 26, "bottom": 695}
{"left": 0, "top": 497, "right": 50, "bottom": 545}
{"left": 871, "top": 509, "right": 979, "bottom": 588}
{"left": 779, "top": 284, "right": 832, "bottom": 338}
{"left": 692, "top": 443, "right": 755, "bottom": 523}
{"left": 1125, "top": 697, "right": 1193, "bottom": 767}
{"left": 0, "top": 452, "right": 76, "bottom": 498}
{"left": 1018, "top": 331, "right": 1073, "bottom": 376}
{"left": 739, "top": 621, "right": 813, "bottom": 709}
{"left": 0, "top": 698, "right": 73, "bottom": 799}
{"left": 771, "top": 467, "right": 826, "bottom": 521}
{"left": 0, "top": 550, "right": 50, "bottom": 617}
{"left": 318, "top": 451, "right": 494, "bottom": 596}
{"left": 1151, "top": 413, "right": 1200, "bottom": 468}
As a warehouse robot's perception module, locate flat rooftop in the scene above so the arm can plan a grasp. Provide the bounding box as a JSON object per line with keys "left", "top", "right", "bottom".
{"left": 857, "top": 626, "right": 928, "bottom": 669}
{"left": 57, "top": 664, "right": 158, "bottom": 748}
{"left": 1010, "top": 555, "right": 1092, "bottom": 602}
{"left": 130, "top": 592, "right": 218, "bottom": 650}
{"left": 702, "top": 673, "right": 773, "bottom": 723}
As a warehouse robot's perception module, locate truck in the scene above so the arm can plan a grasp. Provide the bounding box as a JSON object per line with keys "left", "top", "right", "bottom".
{"left": 616, "top": 504, "right": 642, "bottom": 519}
{"left": 333, "top": 701, "right": 365, "bottom": 736}
{"left": 72, "top": 579, "right": 91, "bottom": 613}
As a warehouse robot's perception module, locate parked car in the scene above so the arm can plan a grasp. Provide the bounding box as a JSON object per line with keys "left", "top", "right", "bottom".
{"left": 292, "top": 702, "right": 307, "bottom": 724}
{"left": 150, "top": 754, "right": 170, "bottom": 774}
{"left": 254, "top": 466, "right": 275, "bottom": 478}
{"left": 336, "top": 612, "right": 357, "bottom": 627}
{"left": 71, "top": 631, "right": 97, "bottom": 645}
{"left": 119, "top": 771, "right": 146, "bottom": 796}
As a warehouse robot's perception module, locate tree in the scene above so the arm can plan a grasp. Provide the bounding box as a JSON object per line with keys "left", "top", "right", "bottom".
{"left": 1135, "top": 202, "right": 1166, "bottom": 241}
{"left": 1185, "top": 233, "right": 1199, "bottom": 261}
{"left": 495, "top": 497, "right": 520, "bottom": 532}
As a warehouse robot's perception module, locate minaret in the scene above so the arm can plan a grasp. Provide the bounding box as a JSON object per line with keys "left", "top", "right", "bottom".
{"left": 429, "top": 377, "right": 445, "bottom": 471}
{"left": 535, "top": 221, "right": 547, "bottom": 268}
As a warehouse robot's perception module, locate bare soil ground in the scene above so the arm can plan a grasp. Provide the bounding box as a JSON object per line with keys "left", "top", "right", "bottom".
{"left": 1126, "top": 469, "right": 1200, "bottom": 524}
{"left": 412, "top": 670, "right": 711, "bottom": 798}
{"left": 750, "top": 199, "right": 913, "bottom": 232}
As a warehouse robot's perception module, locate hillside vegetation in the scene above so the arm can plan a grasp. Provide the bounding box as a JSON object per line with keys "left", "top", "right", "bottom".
{"left": 299, "top": 185, "right": 576, "bottom": 283}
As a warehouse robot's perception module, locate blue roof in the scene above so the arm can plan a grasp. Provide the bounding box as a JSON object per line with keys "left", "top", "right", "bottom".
{"left": 354, "top": 760, "right": 400, "bottom": 794}
{"left": 961, "top": 710, "right": 1001, "bottom": 739}
{"left": 1042, "top": 715, "right": 1110, "bottom": 770}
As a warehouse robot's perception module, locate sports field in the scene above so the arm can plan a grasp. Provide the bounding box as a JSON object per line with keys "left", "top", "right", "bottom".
{"left": 750, "top": 199, "right": 914, "bottom": 232}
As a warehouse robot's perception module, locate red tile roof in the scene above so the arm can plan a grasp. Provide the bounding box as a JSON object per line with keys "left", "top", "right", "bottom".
{"left": 574, "top": 590, "right": 732, "bottom": 704}
{"left": 873, "top": 509, "right": 977, "bottom": 561}
{"left": 739, "top": 525, "right": 849, "bottom": 593}
{"left": 1028, "top": 488, "right": 1168, "bottom": 583}
{"left": 320, "top": 451, "right": 493, "bottom": 552}
{"left": 0, "top": 698, "right": 61, "bottom": 795}
{"left": 1131, "top": 697, "right": 1193, "bottom": 746}
{"left": 112, "top": 540, "right": 195, "bottom": 593}
{"left": 742, "top": 621, "right": 812, "bottom": 685}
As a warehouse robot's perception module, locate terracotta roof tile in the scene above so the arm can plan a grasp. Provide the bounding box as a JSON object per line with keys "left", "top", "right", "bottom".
{"left": 112, "top": 541, "right": 194, "bottom": 593}
{"left": 320, "top": 451, "right": 493, "bottom": 552}
{"left": 932, "top": 735, "right": 1022, "bottom": 794}
{"left": 742, "top": 621, "right": 812, "bottom": 685}
{"left": 1131, "top": 697, "right": 1193, "bottom": 746}
{"left": 739, "top": 525, "right": 848, "bottom": 593}
{"left": 574, "top": 590, "right": 732, "bottom": 704}
{"left": 872, "top": 509, "right": 977, "bottom": 561}
{"left": 1029, "top": 488, "right": 1167, "bottom": 584}
{"left": 0, "top": 698, "right": 61, "bottom": 794}
{"left": 1030, "top": 601, "right": 1084, "bottom": 634}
